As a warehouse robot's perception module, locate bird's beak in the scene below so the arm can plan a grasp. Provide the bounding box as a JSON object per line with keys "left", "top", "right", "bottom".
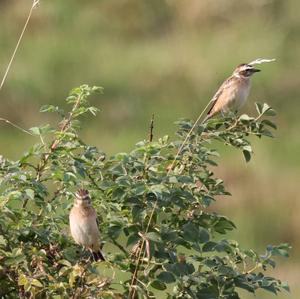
{"left": 252, "top": 68, "right": 261, "bottom": 73}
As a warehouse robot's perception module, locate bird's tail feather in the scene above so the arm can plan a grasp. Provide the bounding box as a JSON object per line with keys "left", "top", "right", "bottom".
{"left": 201, "top": 113, "right": 211, "bottom": 124}
{"left": 92, "top": 250, "right": 105, "bottom": 261}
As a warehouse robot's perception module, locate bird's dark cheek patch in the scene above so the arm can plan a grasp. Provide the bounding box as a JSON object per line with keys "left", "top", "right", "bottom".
{"left": 241, "top": 70, "right": 251, "bottom": 77}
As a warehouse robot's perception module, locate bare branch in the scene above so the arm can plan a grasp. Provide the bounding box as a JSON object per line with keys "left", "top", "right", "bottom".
{"left": 148, "top": 114, "right": 154, "bottom": 142}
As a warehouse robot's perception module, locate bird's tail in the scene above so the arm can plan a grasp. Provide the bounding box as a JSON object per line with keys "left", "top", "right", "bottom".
{"left": 92, "top": 250, "right": 105, "bottom": 262}
{"left": 201, "top": 113, "right": 212, "bottom": 124}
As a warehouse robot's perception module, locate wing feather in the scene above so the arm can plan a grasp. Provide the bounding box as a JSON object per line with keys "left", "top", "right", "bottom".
{"left": 206, "top": 76, "right": 235, "bottom": 116}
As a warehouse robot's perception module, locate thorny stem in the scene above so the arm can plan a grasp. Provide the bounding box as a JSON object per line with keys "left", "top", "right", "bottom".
{"left": 22, "top": 93, "right": 83, "bottom": 208}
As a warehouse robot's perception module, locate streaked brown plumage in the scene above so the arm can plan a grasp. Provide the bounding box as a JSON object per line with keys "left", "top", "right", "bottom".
{"left": 69, "top": 189, "right": 105, "bottom": 261}
{"left": 203, "top": 63, "right": 260, "bottom": 123}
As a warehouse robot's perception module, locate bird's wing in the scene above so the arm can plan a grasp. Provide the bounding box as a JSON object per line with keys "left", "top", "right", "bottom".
{"left": 206, "top": 76, "right": 235, "bottom": 116}
{"left": 89, "top": 207, "right": 100, "bottom": 231}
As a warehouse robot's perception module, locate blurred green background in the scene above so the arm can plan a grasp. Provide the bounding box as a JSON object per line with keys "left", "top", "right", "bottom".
{"left": 0, "top": 0, "right": 299, "bottom": 297}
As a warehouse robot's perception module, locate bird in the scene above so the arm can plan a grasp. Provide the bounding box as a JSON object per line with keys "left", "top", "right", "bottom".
{"left": 69, "top": 189, "right": 105, "bottom": 261}
{"left": 202, "top": 63, "right": 261, "bottom": 123}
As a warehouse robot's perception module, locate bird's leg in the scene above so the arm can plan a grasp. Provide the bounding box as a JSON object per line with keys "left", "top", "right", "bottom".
{"left": 89, "top": 249, "right": 101, "bottom": 263}
{"left": 78, "top": 247, "right": 91, "bottom": 264}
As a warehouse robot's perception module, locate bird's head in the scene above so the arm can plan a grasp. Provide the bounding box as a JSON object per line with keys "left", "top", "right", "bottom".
{"left": 233, "top": 63, "right": 260, "bottom": 78}
{"left": 75, "top": 189, "right": 91, "bottom": 207}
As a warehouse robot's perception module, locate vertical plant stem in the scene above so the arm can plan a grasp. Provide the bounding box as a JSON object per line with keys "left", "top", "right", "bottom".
{"left": 0, "top": 0, "right": 40, "bottom": 91}
{"left": 22, "top": 93, "right": 83, "bottom": 208}
{"left": 129, "top": 101, "right": 212, "bottom": 298}
{"left": 167, "top": 100, "right": 212, "bottom": 174}
{"left": 148, "top": 114, "right": 154, "bottom": 142}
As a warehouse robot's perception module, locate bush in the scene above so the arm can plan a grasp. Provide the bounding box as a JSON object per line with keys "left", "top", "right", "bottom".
{"left": 0, "top": 85, "right": 290, "bottom": 298}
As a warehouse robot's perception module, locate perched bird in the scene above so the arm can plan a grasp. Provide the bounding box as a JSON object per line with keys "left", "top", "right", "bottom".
{"left": 203, "top": 63, "right": 260, "bottom": 123}
{"left": 69, "top": 189, "right": 105, "bottom": 261}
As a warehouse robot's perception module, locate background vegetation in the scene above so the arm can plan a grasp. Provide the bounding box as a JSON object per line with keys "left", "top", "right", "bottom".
{"left": 0, "top": 0, "right": 299, "bottom": 297}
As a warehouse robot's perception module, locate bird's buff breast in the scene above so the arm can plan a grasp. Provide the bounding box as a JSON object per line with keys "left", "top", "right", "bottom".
{"left": 227, "top": 80, "right": 251, "bottom": 111}
{"left": 69, "top": 212, "right": 99, "bottom": 249}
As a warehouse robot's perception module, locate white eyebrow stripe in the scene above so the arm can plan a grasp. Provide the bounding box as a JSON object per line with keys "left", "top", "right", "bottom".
{"left": 75, "top": 194, "right": 90, "bottom": 200}
{"left": 240, "top": 65, "right": 253, "bottom": 71}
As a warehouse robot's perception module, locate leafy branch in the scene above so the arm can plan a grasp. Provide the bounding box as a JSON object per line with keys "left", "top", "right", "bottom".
{"left": 0, "top": 85, "right": 290, "bottom": 299}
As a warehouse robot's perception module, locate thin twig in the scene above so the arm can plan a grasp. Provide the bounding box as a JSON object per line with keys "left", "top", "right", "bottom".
{"left": 0, "top": 117, "right": 34, "bottom": 136}
{"left": 167, "top": 100, "right": 213, "bottom": 174}
{"left": 111, "top": 239, "right": 128, "bottom": 256}
{"left": 22, "top": 93, "right": 83, "bottom": 208}
{"left": 129, "top": 101, "right": 212, "bottom": 298}
{"left": 0, "top": 0, "right": 40, "bottom": 91}
{"left": 72, "top": 264, "right": 88, "bottom": 299}
{"left": 129, "top": 237, "right": 146, "bottom": 298}
{"left": 37, "top": 93, "right": 83, "bottom": 177}
{"left": 48, "top": 187, "right": 64, "bottom": 203}
{"left": 148, "top": 114, "right": 154, "bottom": 142}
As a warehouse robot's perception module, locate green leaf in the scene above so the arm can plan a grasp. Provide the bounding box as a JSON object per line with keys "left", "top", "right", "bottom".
{"left": 243, "top": 145, "right": 252, "bottom": 153}
{"left": 157, "top": 271, "right": 176, "bottom": 283}
{"left": 150, "top": 280, "right": 167, "bottom": 290}
{"left": 127, "top": 234, "right": 140, "bottom": 246}
{"left": 255, "top": 102, "right": 263, "bottom": 114}
{"left": 88, "top": 106, "right": 100, "bottom": 116}
{"left": 199, "top": 227, "right": 210, "bottom": 243}
{"left": 202, "top": 241, "right": 217, "bottom": 252}
{"left": 183, "top": 223, "right": 199, "bottom": 242}
{"left": 261, "top": 103, "right": 271, "bottom": 114}
{"left": 0, "top": 235, "right": 7, "bottom": 246}
{"left": 107, "top": 225, "right": 122, "bottom": 239}
{"left": 31, "top": 279, "right": 43, "bottom": 288}
{"left": 243, "top": 150, "right": 251, "bottom": 162}
{"left": 267, "top": 243, "right": 290, "bottom": 258}
{"left": 213, "top": 217, "right": 236, "bottom": 234}
{"left": 239, "top": 114, "right": 254, "bottom": 122}
{"left": 5, "top": 254, "right": 26, "bottom": 266}
{"left": 25, "top": 189, "right": 34, "bottom": 200}
{"left": 263, "top": 107, "right": 276, "bottom": 117}
{"left": 145, "top": 232, "right": 162, "bottom": 243}
{"left": 18, "top": 273, "right": 28, "bottom": 286}
{"left": 40, "top": 105, "right": 64, "bottom": 116}
{"left": 235, "top": 277, "right": 255, "bottom": 293}
{"left": 29, "top": 127, "right": 41, "bottom": 136}
{"left": 150, "top": 184, "right": 168, "bottom": 199}
{"left": 214, "top": 240, "right": 233, "bottom": 254}
{"left": 58, "top": 259, "right": 72, "bottom": 267}
{"left": 261, "top": 119, "right": 277, "bottom": 129}
{"left": 281, "top": 281, "right": 290, "bottom": 292}
{"left": 261, "top": 129, "right": 274, "bottom": 138}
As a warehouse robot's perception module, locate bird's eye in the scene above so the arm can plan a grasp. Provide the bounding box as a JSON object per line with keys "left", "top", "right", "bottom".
{"left": 240, "top": 70, "right": 250, "bottom": 76}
